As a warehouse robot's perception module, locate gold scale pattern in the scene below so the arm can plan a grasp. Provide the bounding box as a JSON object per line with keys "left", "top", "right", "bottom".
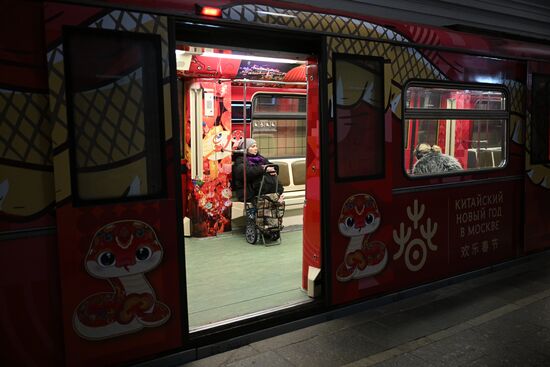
{"left": 47, "top": 11, "right": 169, "bottom": 167}
{"left": 223, "top": 4, "right": 446, "bottom": 118}
{"left": 71, "top": 70, "right": 146, "bottom": 168}
{"left": 223, "top": 4, "right": 525, "bottom": 134}
{"left": 0, "top": 89, "right": 52, "bottom": 165}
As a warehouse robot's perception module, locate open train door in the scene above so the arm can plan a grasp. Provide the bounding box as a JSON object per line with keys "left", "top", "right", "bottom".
{"left": 302, "top": 58, "right": 322, "bottom": 296}
{"left": 44, "top": 4, "right": 183, "bottom": 367}
{"left": 326, "top": 39, "right": 393, "bottom": 305}
{"left": 524, "top": 62, "right": 550, "bottom": 252}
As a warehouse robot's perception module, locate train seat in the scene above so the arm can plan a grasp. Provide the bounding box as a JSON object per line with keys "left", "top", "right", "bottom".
{"left": 275, "top": 161, "right": 291, "bottom": 187}
{"left": 478, "top": 150, "right": 494, "bottom": 167}
{"left": 467, "top": 148, "right": 503, "bottom": 169}
{"left": 291, "top": 160, "right": 306, "bottom": 185}
{"left": 491, "top": 149, "right": 503, "bottom": 167}
{"left": 271, "top": 158, "right": 306, "bottom": 208}
{"left": 467, "top": 149, "right": 478, "bottom": 168}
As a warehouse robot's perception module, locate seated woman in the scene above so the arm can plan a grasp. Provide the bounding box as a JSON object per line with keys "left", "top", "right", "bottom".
{"left": 412, "top": 143, "right": 463, "bottom": 175}
{"left": 233, "top": 138, "right": 284, "bottom": 202}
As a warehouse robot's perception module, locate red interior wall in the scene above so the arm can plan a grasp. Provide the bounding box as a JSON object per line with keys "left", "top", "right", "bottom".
{"left": 0, "top": 236, "right": 64, "bottom": 367}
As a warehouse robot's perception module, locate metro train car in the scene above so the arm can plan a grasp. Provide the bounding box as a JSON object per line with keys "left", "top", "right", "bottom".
{"left": 1, "top": 0, "right": 550, "bottom": 366}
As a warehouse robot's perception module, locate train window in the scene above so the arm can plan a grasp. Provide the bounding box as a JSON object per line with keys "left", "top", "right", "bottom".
{"left": 416, "top": 120, "right": 439, "bottom": 147}
{"left": 253, "top": 95, "right": 306, "bottom": 115}
{"left": 531, "top": 74, "right": 550, "bottom": 164}
{"left": 64, "top": 28, "right": 165, "bottom": 203}
{"left": 333, "top": 54, "right": 384, "bottom": 179}
{"left": 406, "top": 86, "right": 506, "bottom": 111}
{"left": 404, "top": 83, "right": 508, "bottom": 176}
{"left": 251, "top": 94, "right": 306, "bottom": 158}
{"left": 231, "top": 101, "right": 252, "bottom": 122}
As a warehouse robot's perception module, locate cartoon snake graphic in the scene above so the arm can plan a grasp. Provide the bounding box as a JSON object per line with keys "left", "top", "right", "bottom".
{"left": 73, "top": 220, "right": 170, "bottom": 340}
{"left": 336, "top": 194, "right": 388, "bottom": 282}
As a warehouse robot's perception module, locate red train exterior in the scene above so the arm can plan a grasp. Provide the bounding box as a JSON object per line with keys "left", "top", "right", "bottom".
{"left": 1, "top": 1, "right": 550, "bottom": 366}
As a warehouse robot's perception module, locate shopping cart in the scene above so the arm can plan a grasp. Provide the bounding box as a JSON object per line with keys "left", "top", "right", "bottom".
{"left": 244, "top": 165, "right": 285, "bottom": 246}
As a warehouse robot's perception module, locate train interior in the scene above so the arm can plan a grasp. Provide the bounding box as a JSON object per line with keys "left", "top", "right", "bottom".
{"left": 404, "top": 86, "right": 507, "bottom": 174}
{"left": 175, "top": 44, "right": 316, "bottom": 330}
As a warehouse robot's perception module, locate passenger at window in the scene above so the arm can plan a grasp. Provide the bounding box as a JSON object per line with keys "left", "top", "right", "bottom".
{"left": 412, "top": 143, "right": 463, "bottom": 175}
{"left": 233, "top": 138, "right": 284, "bottom": 202}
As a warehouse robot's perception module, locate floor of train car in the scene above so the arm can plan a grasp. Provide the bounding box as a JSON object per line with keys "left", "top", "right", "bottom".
{"left": 185, "top": 222, "right": 310, "bottom": 329}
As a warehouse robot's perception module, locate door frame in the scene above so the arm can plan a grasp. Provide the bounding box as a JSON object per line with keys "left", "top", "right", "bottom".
{"left": 173, "top": 18, "right": 329, "bottom": 344}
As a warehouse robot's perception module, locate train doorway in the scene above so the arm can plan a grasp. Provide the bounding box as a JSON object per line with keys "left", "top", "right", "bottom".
{"left": 175, "top": 36, "right": 321, "bottom": 331}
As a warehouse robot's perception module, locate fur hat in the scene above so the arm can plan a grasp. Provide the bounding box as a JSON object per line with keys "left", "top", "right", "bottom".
{"left": 238, "top": 138, "right": 256, "bottom": 150}
{"left": 414, "top": 143, "right": 432, "bottom": 160}
{"left": 412, "top": 151, "right": 463, "bottom": 175}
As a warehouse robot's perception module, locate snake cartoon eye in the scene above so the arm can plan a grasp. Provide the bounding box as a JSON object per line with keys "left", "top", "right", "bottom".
{"left": 345, "top": 217, "right": 354, "bottom": 228}
{"left": 135, "top": 247, "right": 152, "bottom": 261}
{"left": 134, "top": 228, "right": 145, "bottom": 237}
{"left": 366, "top": 213, "right": 375, "bottom": 225}
{"left": 98, "top": 251, "right": 115, "bottom": 267}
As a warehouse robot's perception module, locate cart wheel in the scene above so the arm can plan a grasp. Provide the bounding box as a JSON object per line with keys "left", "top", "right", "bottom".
{"left": 269, "top": 231, "right": 280, "bottom": 241}
{"left": 245, "top": 223, "right": 258, "bottom": 244}
{"left": 246, "top": 208, "right": 256, "bottom": 221}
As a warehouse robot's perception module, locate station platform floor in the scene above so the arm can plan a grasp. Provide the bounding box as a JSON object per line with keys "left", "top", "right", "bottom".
{"left": 172, "top": 250, "right": 550, "bottom": 367}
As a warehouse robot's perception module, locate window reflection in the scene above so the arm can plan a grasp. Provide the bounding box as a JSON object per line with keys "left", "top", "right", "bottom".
{"left": 404, "top": 83, "right": 507, "bottom": 176}
{"left": 65, "top": 29, "right": 165, "bottom": 201}
{"left": 251, "top": 94, "right": 306, "bottom": 159}
{"left": 334, "top": 55, "right": 384, "bottom": 179}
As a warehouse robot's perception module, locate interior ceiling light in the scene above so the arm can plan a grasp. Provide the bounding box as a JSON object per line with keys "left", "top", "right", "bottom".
{"left": 175, "top": 50, "right": 305, "bottom": 65}
{"left": 201, "top": 51, "right": 305, "bottom": 64}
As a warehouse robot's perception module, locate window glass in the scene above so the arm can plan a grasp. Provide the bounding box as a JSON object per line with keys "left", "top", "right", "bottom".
{"left": 406, "top": 87, "right": 505, "bottom": 110}
{"left": 404, "top": 83, "right": 507, "bottom": 177}
{"left": 231, "top": 101, "right": 251, "bottom": 122}
{"left": 252, "top": 119, "right": 306, "bottom": 158}
{"left": 406, "top": 119, "right": 506, "bottom": 175}
{"left": 65, "top": 29, "right": 165, "bottom": 202}
{"left": 416, "top": 120, "right": 439, "bottom": 147}
{"left": 334, "top": 55, "right": 384, "bottom": 179}
{"left": 251, "top": 94, "right": 306, "bottom": 159}
{"left": 253, "top": 95, "right": 306, "bottom": 114}
{"left": 531, "top": 74, "right": 550, "bottom": 164}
